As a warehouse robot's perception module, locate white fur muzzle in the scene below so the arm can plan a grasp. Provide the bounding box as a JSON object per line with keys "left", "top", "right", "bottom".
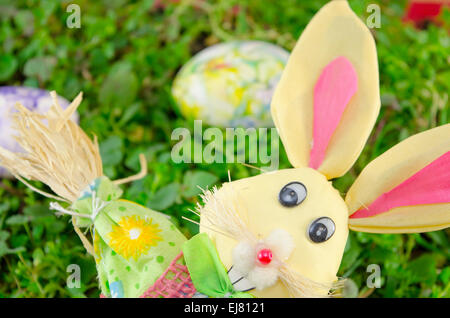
{"left": 232, "top": 229, "right": 295, "bottom": 290}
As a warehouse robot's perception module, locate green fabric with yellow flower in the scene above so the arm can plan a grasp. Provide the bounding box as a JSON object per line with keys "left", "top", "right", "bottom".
{"left": 72, "top": 176, "right": 186, "bottom": 298}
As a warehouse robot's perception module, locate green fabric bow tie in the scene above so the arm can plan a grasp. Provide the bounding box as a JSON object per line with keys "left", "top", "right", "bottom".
{"left": 183, "top": 233, "right": 253, "bottom": 298}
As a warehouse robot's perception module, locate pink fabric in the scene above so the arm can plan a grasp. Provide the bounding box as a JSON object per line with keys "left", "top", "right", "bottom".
{"left": 140, "top": 252, "right": 196, "bottom": 298}
{"left": 309, "top": 56, "right": 358, "bottom": 169}
{"left": 99, "top": 252, "right": 196, "bottom": 298}
{"left": 309, "top": 56, "right": 358, "bottom": 170}
{"left": 351, "top": 151, "right": 450, "bottom": 218}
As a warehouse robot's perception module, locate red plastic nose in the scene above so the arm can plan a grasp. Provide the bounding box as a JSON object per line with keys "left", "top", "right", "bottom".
{"left": 257, "top": 248, "right": 273, "bottom": 265}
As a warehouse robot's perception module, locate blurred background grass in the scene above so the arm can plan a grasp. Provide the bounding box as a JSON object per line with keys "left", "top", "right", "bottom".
{"left": 0, "top": 0, "right": 449, "bottom": 297}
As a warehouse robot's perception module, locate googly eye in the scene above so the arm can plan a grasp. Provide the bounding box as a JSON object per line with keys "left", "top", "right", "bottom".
{"left": 308, "top": 217, "right": 335, "bottom": 243}
{"left": 278, "top": 182, "right": 307, "bottom": 207}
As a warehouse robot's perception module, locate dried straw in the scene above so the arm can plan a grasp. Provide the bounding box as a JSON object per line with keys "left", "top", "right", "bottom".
{"left": 0, "top": 91, "right": 103, "bottom": 202}
{"left": 0, "top": 91, "right": 150, "bottom": 257}
{"left": 195, "top": 185, "right": 255, "bottom": 244}
{"left": 278, "top": 266, "right": 344, "bottom": 298}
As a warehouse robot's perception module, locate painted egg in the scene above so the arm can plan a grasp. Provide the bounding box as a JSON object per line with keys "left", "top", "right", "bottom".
{"left": 172, "top": 41, "right": 289, "bottom": 127}
{"left": 0, "top": 86, "right": 78, "bottom": 177}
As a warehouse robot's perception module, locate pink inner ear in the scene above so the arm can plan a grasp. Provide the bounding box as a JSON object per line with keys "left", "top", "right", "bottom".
{"left": 309, "top": 56, "right": 358, "bottom": 170}
{"left": 351, "top": 151, "right": 450, "bottom": 219}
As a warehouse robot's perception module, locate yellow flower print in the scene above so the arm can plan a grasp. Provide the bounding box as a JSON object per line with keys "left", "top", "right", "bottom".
{"left": 109, "top": 215, "right": 162, "bottom": 260}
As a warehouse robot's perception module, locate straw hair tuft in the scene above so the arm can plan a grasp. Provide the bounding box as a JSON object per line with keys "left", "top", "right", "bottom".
{"left": 0, "top": 91, "right": 103, "bottom": 202}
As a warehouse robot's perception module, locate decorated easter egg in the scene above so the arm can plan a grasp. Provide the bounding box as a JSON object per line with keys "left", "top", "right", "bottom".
{"left": 0, "top": 86, "right": 78, "bottom": 177}
{"left": 172, "top": 41, "right": 289, "bottom": 127}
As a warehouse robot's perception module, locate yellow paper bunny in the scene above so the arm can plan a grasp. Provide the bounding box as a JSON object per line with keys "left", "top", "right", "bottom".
{"left": 198, "top": 0, "right": 450, "bottom": 298}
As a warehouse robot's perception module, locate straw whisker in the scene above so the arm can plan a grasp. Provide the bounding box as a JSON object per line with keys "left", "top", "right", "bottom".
{"left": 181, "top": 216, "right": 234, "bottom": 240}
{"left": 196, "top": 185, "right": 255, "bottom": 244}
{"left": 279, "top": 265, "right": 344, "bottom": 298}
{"left": 186, "top": 208, "right": 201, "bottom": 217}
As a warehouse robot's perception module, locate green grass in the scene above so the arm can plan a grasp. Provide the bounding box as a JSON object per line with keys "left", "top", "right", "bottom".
{"left": 0, "top": 0, "right": 449, "bottom": 297}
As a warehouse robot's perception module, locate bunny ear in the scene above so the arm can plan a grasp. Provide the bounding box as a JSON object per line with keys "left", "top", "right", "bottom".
{"left": 271, "top": 0, "right": 380, "bottom": 179}
{"left": 346, "top": 124, "right": 450, "bottom": 233}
